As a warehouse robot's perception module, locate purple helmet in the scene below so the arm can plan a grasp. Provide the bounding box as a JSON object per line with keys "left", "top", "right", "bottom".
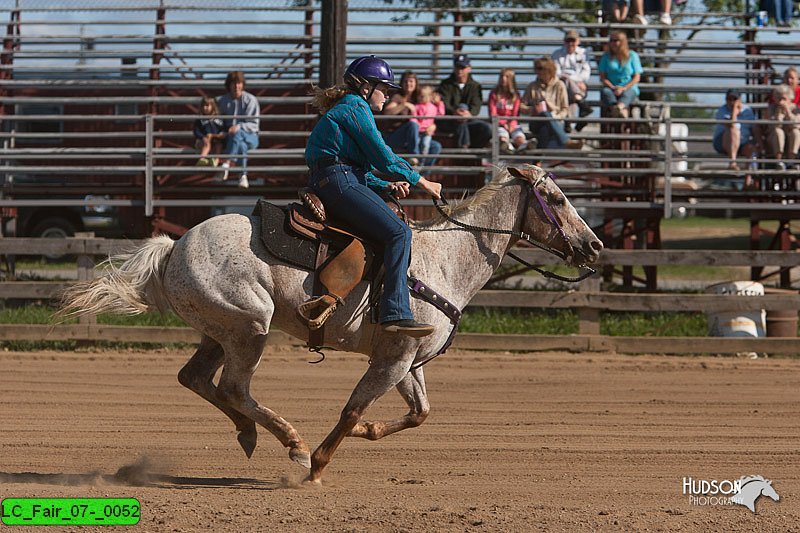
{"left": 344, "top": 55, "right": 401, "bottom": 92}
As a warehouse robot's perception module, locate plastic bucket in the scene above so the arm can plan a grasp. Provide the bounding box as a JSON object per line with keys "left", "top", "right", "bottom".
{"left": 706, "top": 281, "right": 765, "bottom": 338}
{"left": 764, "top": 288, "right": 799, "bottom": 338}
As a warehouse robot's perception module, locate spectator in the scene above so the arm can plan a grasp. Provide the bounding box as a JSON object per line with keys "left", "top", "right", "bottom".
{"left": 598, "top": 30, "right": 643, "bottom": 118}
{"left": 632, "top": 0, "right": 672, "bottom": 25}
{"left": 765, "top": 84, "right": 800, "bottom": 170}
{"left": 762, "top": 0, "right": 794, "bottom": 27}
{"left": 194, "top": 96, "right": 225, "bottom": 167}
{"left": 383, "top": 71, "right": 420, "bottom": 160}
{"left": 411, "top": 85, "right": 444, "bottom": 169}
{"left": 436, "top": 54, "right": 493, "bottom": 149}
{"left": 712, "top": 90, "right": 760, "bottom": 173}
{"left": 488, "top": 68, "right": 526, "bottom": 154}
{"left": 218, "top": 71, "right": 259, "bottom": 189}
{"left": 521, "top": 57, "right": 577, "bottom": 150}
{"left": 782, "top": 66, "right": 800, "bottom": 105}
{"left": 602, "top": 0, "right": 630, "bottom": 22}
{"left": 552, "top": 29, "right": 593, "bottom": 132}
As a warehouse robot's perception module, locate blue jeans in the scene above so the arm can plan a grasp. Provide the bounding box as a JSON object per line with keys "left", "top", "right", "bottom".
{"left": 600, "top": 86, "right": 638, "bottom": 108}
{"left": 384, "top": 121, "right": 420, "bottom": 155}
{"left": 419, "top": 136, "right": 442, "bottom": 169}
{"left": 308, "top": 164, "right": 413, "bottom": 323}
{"left": 763, "top": 0, "right": 794, "bottom": 23}
{"left": 225, "top": 129, "right": 259, "bottom": 171}
{"left": 531, "top": 111, "right": 569, "bottom": 149}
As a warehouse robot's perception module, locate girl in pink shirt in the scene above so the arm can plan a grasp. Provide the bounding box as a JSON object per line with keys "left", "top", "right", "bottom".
{"left": 412, "top": 85, "right": 445, "bottom": 156}
{"left": 489, "top": 69, "right": 527, "bottom": 153}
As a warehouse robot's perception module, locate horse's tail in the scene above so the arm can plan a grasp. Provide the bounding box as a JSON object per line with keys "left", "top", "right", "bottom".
{"left": 55, "top": 235, "right": 175, "bottom": 320}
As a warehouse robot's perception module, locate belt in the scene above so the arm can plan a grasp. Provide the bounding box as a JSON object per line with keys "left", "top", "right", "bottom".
{"left": 310, "top": 156, "right": 356, "bottom": 172}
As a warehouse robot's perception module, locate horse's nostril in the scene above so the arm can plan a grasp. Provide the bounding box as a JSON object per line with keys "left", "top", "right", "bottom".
{"left": 591, "top": 240, "right": 604, "bottom": 252}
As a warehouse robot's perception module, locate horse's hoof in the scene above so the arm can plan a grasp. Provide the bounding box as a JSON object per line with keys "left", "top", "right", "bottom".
{"left": 237, "top": 429, "right": 257, "bottom": 459}
{"left": 289, "top": 447, "right": 311, "bottom": 469}
{"left": 302, "top": 475, "right": 322, "bottom": 486}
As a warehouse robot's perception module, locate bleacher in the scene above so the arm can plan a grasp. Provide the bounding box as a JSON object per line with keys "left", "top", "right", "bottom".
{"left": 1, "top": 1, "right": 799, "bottom": 261}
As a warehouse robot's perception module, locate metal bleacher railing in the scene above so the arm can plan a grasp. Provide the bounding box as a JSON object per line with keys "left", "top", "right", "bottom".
{"left": 2, "top": 1, "right": 800, "bottom": 243}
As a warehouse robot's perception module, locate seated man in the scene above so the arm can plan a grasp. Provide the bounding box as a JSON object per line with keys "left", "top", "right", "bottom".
{"left": 218, "top": 71, "right": 260, "bottom": 188}
{"left": 435, "top": 54, "right": 493, "bottom": 149}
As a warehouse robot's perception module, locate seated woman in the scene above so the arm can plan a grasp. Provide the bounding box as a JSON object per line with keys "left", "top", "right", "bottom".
{"left": 598, "top": 30, "right": 643, "bottom": 119}
{"left": 382, "top": 71, "right": 420, "bottom": 162}
{"left": 521, "top": 57, "right": 574, "bottom": 149}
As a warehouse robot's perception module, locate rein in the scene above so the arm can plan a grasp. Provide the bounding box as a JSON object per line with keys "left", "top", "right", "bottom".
{"left": 432, "top": 173, "right": 595, "bottom": 283}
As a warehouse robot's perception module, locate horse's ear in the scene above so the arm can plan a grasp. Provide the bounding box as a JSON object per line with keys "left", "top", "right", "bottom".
{"left": 507, "top": 164, "right": 542, "bottom": 182}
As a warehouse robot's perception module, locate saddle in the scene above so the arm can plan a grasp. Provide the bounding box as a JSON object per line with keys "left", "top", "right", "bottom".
{"left": 254, "top": 188, "right": 408, "bottom": 343}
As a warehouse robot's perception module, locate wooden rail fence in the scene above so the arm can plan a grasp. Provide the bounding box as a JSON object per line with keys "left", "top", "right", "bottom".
{"left": 0, "top": 238, "right": 798, "bottom": 355}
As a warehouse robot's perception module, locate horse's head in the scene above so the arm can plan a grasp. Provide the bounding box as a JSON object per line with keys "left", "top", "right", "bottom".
{"left": 758, "top": 479, "right": 780, "bottom": 502}
{"left": 507, "top": 165, "right": 603, "bottom": 267}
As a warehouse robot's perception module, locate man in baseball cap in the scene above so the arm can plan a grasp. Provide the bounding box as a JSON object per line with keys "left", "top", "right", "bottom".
{"left": 454, "top": 54, "right": 471, "bottom": 68}
{"left": 436, "top": 53, "right": 492, "bottom": 149}
{"left": 552, "top": 29, "right": 593, "bottom": 131}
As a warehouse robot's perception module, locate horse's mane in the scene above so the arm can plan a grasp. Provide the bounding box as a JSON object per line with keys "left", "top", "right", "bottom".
{"left": 412, "top": 166, "right": 514, "bottom": 228}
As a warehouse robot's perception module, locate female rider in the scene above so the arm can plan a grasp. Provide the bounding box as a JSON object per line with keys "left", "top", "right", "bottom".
{"left": 305, "top": 55, "right": 442, "bottom": 338}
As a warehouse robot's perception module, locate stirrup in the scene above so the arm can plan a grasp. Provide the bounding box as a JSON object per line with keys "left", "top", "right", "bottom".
{"left": 296, "top": 294, "right": 344, "bottom": 330}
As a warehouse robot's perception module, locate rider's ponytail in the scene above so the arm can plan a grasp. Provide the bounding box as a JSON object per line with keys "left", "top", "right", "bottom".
{"left": 310, "top": 84, "right": 350, "bottom": 114}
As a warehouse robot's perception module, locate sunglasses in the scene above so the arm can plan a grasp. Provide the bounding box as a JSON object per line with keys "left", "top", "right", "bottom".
{"left": 564, "top": 38, "right": 577, "bottom": 42}
{"left": 609, "top": 38, "right": 621, "bottom": 42}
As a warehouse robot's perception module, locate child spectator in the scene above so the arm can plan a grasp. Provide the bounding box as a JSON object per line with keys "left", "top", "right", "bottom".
{"left": 194, "top": 96, "right": 224, "bottom": 166}
{"left": 602, "top": 0, "right": 630, "bottom": 22}
{"left": 489, "top": 68, "right": 526, "bottom": 153}
{"left": 411, "top": 85, "right": 444, "bottom": 167}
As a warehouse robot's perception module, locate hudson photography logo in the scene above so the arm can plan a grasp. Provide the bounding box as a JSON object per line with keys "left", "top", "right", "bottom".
{"left": 682, "top": 475, "right": 780, "bottom": 513}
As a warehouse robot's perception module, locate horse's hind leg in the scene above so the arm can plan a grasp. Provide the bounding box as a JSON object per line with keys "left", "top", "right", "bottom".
{"left": 307, "top": 357, "right": 412, "bottom": 484}
{"left": 177, "top": 335, "right": 258, "bottom": 458}
{"left": 348, "top": 368, "right": 429, "bottom": 440}
{"left": 215, "top": 334, "right": 310, "bottom": 468}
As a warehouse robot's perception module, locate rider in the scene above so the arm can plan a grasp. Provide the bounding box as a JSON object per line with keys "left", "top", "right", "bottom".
{"left": 305, "top": 55, "right": 442, "bottom": 338}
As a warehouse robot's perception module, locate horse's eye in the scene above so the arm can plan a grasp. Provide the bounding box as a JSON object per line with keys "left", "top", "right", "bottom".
{"left": 552, "top": 194, "right": 566, "bottom": 207}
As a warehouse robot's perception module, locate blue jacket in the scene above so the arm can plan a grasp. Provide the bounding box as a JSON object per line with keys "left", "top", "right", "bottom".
{"left": 305, "top": 93, "right": 421, "bottom": 192}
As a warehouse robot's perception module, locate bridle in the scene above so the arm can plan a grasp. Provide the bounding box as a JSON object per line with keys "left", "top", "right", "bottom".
{"left": 432, "top": 171, "right": 596, "bottom": 283}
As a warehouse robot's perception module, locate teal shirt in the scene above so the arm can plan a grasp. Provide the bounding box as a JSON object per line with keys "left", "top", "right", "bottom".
{"left": 598, "top": 50, "right": 644, "bottom": 96}
{"left": 305, "top": 93, "right": 421, "bottom": 192}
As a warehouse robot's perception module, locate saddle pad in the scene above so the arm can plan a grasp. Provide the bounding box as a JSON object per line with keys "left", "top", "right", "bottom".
{"left": 253, "top": 198, "right": 318, "bottom": 271}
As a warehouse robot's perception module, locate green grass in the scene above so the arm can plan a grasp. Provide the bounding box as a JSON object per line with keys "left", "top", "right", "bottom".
{"left": 460, "top": 307, "right": 709, "bottom": 336}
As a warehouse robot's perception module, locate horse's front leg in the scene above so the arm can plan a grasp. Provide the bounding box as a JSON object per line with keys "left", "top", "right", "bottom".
{"left": 348, "top": 368, "right": 429, "bottom": 440}
{"left": 306, "top": 356, "right": 412, "bottom": 484}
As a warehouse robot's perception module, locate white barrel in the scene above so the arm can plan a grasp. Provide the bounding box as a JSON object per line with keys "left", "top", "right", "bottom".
{"left": 706, "top": 281, "right": 766, "bottom": 337}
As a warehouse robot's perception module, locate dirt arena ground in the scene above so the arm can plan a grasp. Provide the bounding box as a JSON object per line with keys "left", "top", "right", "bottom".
{"left": 1, "top": 346, "right": 798, "bottom": 532}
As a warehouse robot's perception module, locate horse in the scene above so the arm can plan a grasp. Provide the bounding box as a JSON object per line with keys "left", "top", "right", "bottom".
{"left": 57, "top": 164, "right": 603, "bottom": 484}
{"left": 733, "top": 475, "right": 780, "bottom": 512}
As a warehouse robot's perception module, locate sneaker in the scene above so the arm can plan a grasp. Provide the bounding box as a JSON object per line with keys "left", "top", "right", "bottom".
{"left": 522, "top": 138, "right": 538, "bottom": 153}
{"left": 634, "top": 14, "right": 648, "bottom": 25}
{"left": 659, "top": 12, "right": 672, "bottom": 25}
{"left": 220, "top": 162, "right": 230, "bottom": 181}
{"left": 196, "top": 157, "right": 213, "bottom": 166}
{"left": 578, "top": 101, "right": 593, "bottom": 117}
{"left": 408, "top": 157, "right": 420, "bottom": 167}
{"left": 381, "top": 319, "right": 435, "bottom": 338}
{"left": 500, "top": 142, "right": 514, "bottom": 154}
{"left": 238, "top": 174, "right": 249, "bottom": 188}
{"left": 776, "top": 161, "right": 787, "bottom": 171}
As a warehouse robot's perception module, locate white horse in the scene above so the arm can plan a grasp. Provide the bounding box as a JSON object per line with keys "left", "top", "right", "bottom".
{"left": 733, "top": 475, "right": 780, "bottom": 513}
{"left": 58, "top": 164, "right": 602, "bottom": 484}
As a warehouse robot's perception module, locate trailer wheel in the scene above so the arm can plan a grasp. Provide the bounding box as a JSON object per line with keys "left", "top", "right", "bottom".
{"left": 30, "top": 218, "right": 78, "bottom": 261}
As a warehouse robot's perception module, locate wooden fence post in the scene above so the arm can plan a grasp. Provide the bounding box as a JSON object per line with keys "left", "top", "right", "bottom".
{"left": 577, "top": 274, "right": 601, "bottom": 335}
{"left": 75, "top": 233, "right": 96, "bottom": 327}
